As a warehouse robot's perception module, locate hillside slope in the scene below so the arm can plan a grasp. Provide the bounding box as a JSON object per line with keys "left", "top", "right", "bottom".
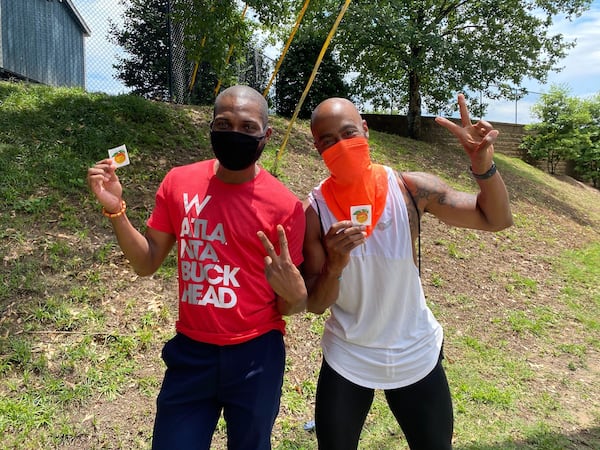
{"left": 1, "top": 82, "right": 598, "bottom": 449}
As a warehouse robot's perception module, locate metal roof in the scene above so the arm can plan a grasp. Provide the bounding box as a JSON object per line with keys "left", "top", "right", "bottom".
{"left": 62, "top": 0, "right": 92, "bottom": 36}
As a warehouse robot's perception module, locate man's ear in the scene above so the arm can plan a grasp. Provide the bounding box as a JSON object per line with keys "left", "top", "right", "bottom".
{"left": 264, "top": 126, "right": 273, "bottom": 140}
{"left": 362, "top": 119, "right": 369, "bottom": 139}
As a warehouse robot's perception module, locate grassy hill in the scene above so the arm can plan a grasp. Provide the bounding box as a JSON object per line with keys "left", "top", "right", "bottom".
{"left": 0, "top": 81, "right": 599, "bottom": 449}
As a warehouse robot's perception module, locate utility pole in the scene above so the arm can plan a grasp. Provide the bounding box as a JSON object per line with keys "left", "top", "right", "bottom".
{"left": 515, "top": 88, "right": 544, "bottom": 124}
{"left": 515, "top": 87, "right": 518, "bottom": 124}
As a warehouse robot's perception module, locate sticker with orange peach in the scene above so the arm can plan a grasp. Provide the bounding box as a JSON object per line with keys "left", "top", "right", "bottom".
{"left": 350, "top": 205, "right": 372, "bottom": 226}
{"left": 108, "top": 144, "right": 130, "bottom": 168}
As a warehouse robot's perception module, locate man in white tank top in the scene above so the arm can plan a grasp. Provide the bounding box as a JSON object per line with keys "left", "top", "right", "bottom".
{"left": 303, "top": 94, "right": 513, "bottom": 450}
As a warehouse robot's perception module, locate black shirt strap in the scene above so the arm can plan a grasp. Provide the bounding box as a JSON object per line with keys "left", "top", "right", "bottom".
{"left": 398, "top": 172, "right": 421, "bottom": 275}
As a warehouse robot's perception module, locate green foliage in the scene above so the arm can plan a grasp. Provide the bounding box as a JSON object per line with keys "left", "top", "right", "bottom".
{"left": 311, "top": 0, "right": 592, "bottom": 137}
{"left": 110, "top": 0, "right": 272, "bottom": 104}
{"left": 175, "top": 1, "right": 254, "bottom": 90}
{"left": 574, "top": 94, "right": 600, "bottom": 187}
{"left": 521, "top": 85, "right": 589, "bottom": 173}
{"left": 109, "top": 0, "right": 595, "bottom": 141}
{"left": 245, "top": 0, "right": 300, "bottom": 30}
{"left": 276, "top": 32, "right": 350, "bottom": 119}
{"left": 109, "top": 0, "right": 171, "bottom": 100}
{"left": 521, "top": 86, "right": 600, "bottom": 181}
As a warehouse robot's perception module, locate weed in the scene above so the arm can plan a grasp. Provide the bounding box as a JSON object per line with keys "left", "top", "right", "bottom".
{"left": 431, "top": 273, "right": 444, "bottom": 287}
{"left": 505, "top": 271, "right": 538, "bottom": 296}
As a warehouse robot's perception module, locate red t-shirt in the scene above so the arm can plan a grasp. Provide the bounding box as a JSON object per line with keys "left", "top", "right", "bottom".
{"left": 147, "top": 160, "right": 305, "bottom": 345}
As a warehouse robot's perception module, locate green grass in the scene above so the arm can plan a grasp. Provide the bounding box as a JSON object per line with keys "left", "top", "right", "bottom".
{"left": 1, "top": 80, "right": 599, "bottom": 449}
{"left": 558, "top": 242, "right": 600, "bottom": 347}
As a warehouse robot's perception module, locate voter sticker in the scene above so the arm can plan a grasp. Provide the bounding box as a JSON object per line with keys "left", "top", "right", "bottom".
{"left": 351, "top": 205, "right": 372, "bottom": 226}
{"left": 108, "top": 144, "right": 130, "bottom": 168}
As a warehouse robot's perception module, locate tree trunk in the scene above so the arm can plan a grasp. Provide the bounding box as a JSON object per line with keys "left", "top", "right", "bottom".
{"left": 407, "top": 70, "right": 422, "bottom": 139}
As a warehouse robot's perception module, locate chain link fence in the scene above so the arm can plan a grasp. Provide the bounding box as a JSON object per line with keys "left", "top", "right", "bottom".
{"left": 73, "top": 0, "right": 128, "bottom": 96}
{"left": 74, "top": 0, "right": 276, "bottom": 106}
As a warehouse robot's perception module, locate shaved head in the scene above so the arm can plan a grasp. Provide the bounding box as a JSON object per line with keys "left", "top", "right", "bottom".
{"left": 310, "top": 98, "right": 368, "bottom": 153}
{"left": 310, "top": 98, "right": 362, "bottom": 132}
{"left": 215, "top": 85, "right": 269, "bottom": 128}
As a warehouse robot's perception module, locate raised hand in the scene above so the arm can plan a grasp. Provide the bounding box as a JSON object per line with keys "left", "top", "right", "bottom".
{"left": 87, "top": 158, "right": 123, "bottom": 213}
{"left": 257, "top": 225, "right": 307, "bottom": 314}
{"left": 434, "top": 93, "right": 498, "bottom": 170}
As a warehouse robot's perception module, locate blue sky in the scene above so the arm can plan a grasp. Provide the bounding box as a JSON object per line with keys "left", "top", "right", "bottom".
{"left": 74, "top": 0, "right": 127, "bottom": 96}
{"left": 74, "top": 0, "right": 600, "bottom": 125}
{"left": 483, "top": 0, "right": 600, "bottom": 124}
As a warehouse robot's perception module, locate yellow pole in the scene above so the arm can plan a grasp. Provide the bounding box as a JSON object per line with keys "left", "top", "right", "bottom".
{"left": 273, "top": 0, "right": 352, "bottom": 174}
{"left": 188, "top": 36, "right": 207, "bottom": 94}
{"left": 263, "top": 0, "right": 311, "bottom": 98}
{"left": 215, "top": 4, "right": 249, "bottom": 96}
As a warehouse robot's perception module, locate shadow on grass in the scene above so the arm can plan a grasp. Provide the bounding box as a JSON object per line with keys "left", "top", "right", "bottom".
{"left": 0, "top": 83, "right": 209, "bottom": 196}
{"left": 497, "top": 162, "right": 599, "bottom": 230}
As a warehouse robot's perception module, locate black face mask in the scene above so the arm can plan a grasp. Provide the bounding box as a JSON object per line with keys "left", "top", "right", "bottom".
{"left": 210, "top": 131, "right": 266, "bottom": 171}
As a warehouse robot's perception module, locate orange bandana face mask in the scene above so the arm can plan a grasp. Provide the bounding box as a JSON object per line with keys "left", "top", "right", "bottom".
{"left": 320, "top": 136, "right": 388, "bottom": 237}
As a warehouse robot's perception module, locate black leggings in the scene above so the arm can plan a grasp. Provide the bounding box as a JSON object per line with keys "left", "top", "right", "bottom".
{"left": 315, "top": 356, "right": 453, "bottom": 449}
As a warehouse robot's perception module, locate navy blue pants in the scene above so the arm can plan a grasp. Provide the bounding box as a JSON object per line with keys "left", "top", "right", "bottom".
{"left": 315, "top": 355, "right": 453, "bottom": 449}
{"left": 151, "top": 330, "right": 285, "bottom": 450}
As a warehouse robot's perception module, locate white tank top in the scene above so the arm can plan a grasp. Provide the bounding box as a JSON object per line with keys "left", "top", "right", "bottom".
{"left": 309, "top": 166, "right": 443, "bottom": 389}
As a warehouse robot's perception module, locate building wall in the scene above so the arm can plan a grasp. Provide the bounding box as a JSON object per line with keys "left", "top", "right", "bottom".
{"left": 0, "top": 0, "right": 86, "bottom": 87}
{"left": 361, "top": 114, "right": 570, "bottom": 175}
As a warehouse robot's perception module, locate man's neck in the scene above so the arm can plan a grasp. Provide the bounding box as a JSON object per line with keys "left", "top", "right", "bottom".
{"left": 213, "top": 160, "right": 259, "bottom": 184}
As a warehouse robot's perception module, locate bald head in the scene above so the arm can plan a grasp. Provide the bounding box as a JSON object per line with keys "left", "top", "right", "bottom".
{"left": 310, "top": 98, "right": 368, "bottom": 153}
{"left": 311, "top": 98, "right": 361, "bottom": 130}
{"left": 215, "top": 85, "right": 269, "bottom": 128}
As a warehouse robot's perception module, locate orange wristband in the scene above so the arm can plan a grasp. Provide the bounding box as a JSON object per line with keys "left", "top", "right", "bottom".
{"left": 102, "top": 200, "right": 126, "bottom": 218}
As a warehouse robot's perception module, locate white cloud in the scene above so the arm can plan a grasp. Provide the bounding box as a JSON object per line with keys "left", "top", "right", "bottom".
{"left": 486, "top": 2, "right": 600, "bottom": 124}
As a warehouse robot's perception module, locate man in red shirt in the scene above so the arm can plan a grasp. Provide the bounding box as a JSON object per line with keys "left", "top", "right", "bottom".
{"left": 87, "top": 85, "right": 307, "bottom": 449}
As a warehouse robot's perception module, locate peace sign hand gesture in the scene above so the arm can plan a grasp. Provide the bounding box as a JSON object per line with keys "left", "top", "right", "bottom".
{"left": 257, "top": 225, "right": 307, "bottom": 315}
{"left": 434, "top": 93, "right": 498, "bottom": 172}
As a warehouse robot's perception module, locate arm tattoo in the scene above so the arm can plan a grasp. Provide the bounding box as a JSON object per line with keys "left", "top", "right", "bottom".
{"left": 413, "top": 175, "right": 465, "bottom": 209}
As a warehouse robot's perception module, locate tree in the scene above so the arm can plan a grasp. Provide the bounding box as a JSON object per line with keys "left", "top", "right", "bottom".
{"left": 110, "top": 1, "right": 290, "bottom": 104}
{"left": 174, "top": 1, "right": 253, "bottom": 91}
{"left": 520, "top": 85, "right": 589, "bottom": 174}
{"left": 276, "top": 33, "right": 350, "bottom": 119}
{"left": 109, "top": 0, "right": 171, "bottom": 100}
{"left": 575, "top": 95, "right": 600, "bottom": 187}
{"left": 322, "top": 0, "right": 592, "bottom": 138}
